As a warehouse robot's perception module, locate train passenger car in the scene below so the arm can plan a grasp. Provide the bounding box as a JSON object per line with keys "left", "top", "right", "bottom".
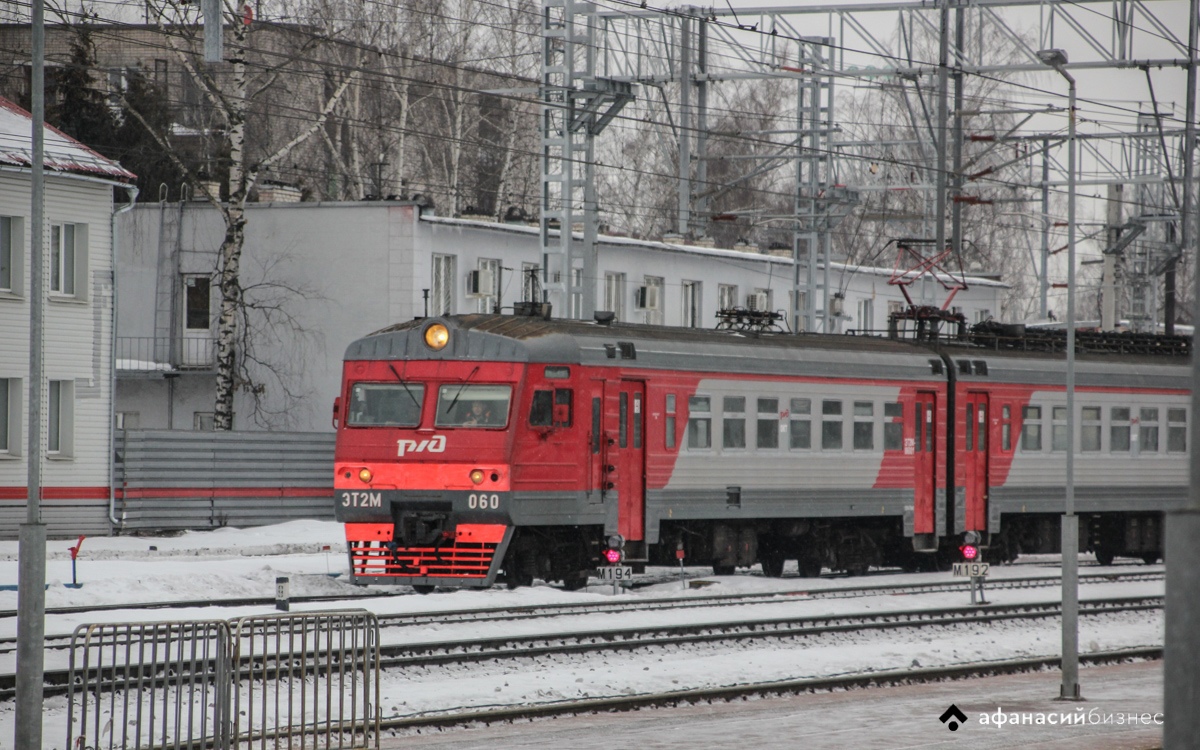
{"left": 951, "top": 345, "right": 1188, "bottom": 564}
{"left": 333, "top": 313, "right": 1188, "bottom": 590}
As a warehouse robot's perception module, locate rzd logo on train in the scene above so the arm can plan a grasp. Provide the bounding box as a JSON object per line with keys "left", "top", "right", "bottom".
{"left": 396, "top": 435, "right": 447, "bottom": 457}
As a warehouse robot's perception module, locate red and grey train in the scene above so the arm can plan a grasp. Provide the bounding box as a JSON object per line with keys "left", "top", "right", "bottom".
{"left": 332, "top": 313, "right": 1187, "bottom": 590}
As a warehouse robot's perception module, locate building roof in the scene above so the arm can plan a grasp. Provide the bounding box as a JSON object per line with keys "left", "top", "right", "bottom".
{"left": 0, "top": 95, "right": 135, "bottom": 181}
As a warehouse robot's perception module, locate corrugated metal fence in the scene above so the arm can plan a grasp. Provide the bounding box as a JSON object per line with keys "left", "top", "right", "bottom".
{"left": 114, "top": 430, "right": 337, "bottom": 532}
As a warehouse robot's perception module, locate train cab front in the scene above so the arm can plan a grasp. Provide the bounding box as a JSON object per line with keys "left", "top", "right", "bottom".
{"left": 334, "top": 319, "right": 519, "bottom": 589}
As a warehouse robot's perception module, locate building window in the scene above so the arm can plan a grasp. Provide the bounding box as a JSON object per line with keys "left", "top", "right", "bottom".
{"left": 194, "top": 412, "right": 217, "bottom": 431}
{"left": 184, "top": 275, "right": 211, "bottom": 330}
{"left": 756, "top": 398, "right": 779, "bottom": 449}
{"left": 1021, "top": 405, "right": 1042, "bottom": 451}
{"left": 521, "top": 262, "right": 539, "bottom": 304}
{"left": 570, "top": 268, "right": 583, "bottom": 319}
{"left": 47, "top": 379, "right": 73, "bottom": 456}
{"left": 687, "top": 395, "right": 711, "bottom": 449}
{"left": 884, "top": 402, "right": 903, "bottom": 450}
{"left": 1111, "top": 407, "right": 1131, "bottom": 452}
{"left": 975, "top": 309, "right": 992, "bottom": 324}
{"left": 1139, "top": 407, "right": 1159, "bottom": 453}
{"left": 1081, "top": 406, "right": 1101, "bottom": 452}
{"left": 681, "top": 281, "right": 700, "bottom": 328}
{"left": 604, "top": 272, "right": 626, "bottom": 321}
{"left": 822, "top": 399, "right": 843, "bottom": 450}
{"left": 856, "top": 298, "right": 874, "bottom": 332}
{"left": 1168, "top": 408, "right": 1187, "bottom": 453}
{"left": 718, "top": 283, "right": 738, "bottom": 311}
{"left": 722, "top": 396, "right": 746, "bottom": 449}
{"left": 642, "top": 275, "right": 664, "bottom": 326}
{"left": 1, "top": 216, "right": 23, "bottom": 295}
{"left": 0, "top": 378, "right": 18, "bottom": 454}
{"left": 432, "top": 254, "right": 455, "bottom": 316}
{"left": 789, "top": 397, "right": 811, "bottom": 449}
{"left": 476, "top": 258, "right": 500, "bottom": 313}
{"left": 50, "top": 224, "right": 78, "bottom": 296}
{"left": 114, "top": 411, "right": 140, "bottom": 430}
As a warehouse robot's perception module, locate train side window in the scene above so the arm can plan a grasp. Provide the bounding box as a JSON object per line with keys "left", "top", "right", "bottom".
{"left": 1140, "top": 408, "right": 1160, "bottom": 453}
{"left": 822, "top": 400, "right": 843, "bottom": 451}
{"left": 632, "top": 392, "right": 643, "bottom": 449}
{"left": 1001, "top": 405, "right": 1012, "bottom": 452}
{"left": 757, "top": 398, "right": 779, "bottom": 449}
{"left": 924, "top": 402, "right": 934, "bottom": 452}
{"left": 591, "top": 397, "right": 601, "bottom": 454}
{"left": 665, "top": 394, "right": 676, "bottom": 449}
{"left": 1021, "top": 406, "right": 1042, "bottom": 451}
{"left": 619, "top": 393, "right": 629, "bottom": 448}
{"left": 545, "top": 366, "right": 570, "bottom": 379}
{"left": 688, "top": 396, "right": 712, "bottom": 449}
{"left": 554, "top": 389, "right": 573, "bottom": 427}
{"left": 884, "top": 402, "right": 903, "bottom": 450}
{"left": 529, "top": 390, "right": 553, "bottom": 426}
{"left": 723, "top": 396, "right": 746, "bottom": 450}
{"left": 1081, "top": 406, "right": 1101, "bottom": 452}
{"left": 1110, "top": 407, "right": 1131, "bottom": 452}
{"left": 977, "top": 402, "right": 986, "bottom": 452}
{"left": 789, "top": 397, "right": 811, "bottom": 450}
{"left": 853, "top": 401, "right": 874, "bottom": 450}
{"left": 1051, "top": 406, "right": 1068, "bottom": 451}
{"left": 1168, "top": 408, "right": 1187, "bottom": 453}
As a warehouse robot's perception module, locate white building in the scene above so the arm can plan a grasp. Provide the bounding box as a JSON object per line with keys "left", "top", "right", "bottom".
{"left": 115, "top": 201, "right": 1006, "bottom": 434}
{"left": 0, "top": 96, "right": 136, "bottom": 536}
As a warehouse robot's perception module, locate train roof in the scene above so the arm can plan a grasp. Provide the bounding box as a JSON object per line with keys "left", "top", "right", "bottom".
{"left": 344, "top": 314, "right": 1190, "bottom": 390}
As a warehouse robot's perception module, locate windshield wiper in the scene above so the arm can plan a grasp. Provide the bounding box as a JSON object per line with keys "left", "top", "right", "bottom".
{"left": 444, "top": 365, "right": 480, "bottom": 416}
{"left": 388, "top": 364, "right": 422, "bottom": 411}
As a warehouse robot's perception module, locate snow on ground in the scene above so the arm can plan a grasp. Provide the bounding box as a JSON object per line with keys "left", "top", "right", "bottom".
{"left": 0, "top": 521, "right": 1167, "bottom": 748}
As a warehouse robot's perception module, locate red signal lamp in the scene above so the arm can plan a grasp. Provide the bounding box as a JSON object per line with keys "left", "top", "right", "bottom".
{"left": 960, "top": 544, "right": 979, "bottom": 561}
{"left": 602, "top": 548, "right": 623, "bottom": 564}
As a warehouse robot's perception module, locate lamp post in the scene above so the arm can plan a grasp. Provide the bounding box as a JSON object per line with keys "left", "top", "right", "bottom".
{"left": 1037, "top": 47, "right": 1080, "bottom": 702}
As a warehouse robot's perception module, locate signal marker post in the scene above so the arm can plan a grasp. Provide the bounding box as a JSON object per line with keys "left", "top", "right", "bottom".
{"left": 953, "top": 533, "right": 989, "bottom": 605}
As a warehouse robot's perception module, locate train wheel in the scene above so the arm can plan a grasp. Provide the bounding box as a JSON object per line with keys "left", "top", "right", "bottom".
{"left": 760, "top": 551, "right": 785, "bottom": 578}
{"left": 712, "top": 564, "right": 736, "bottom": 576}
{"left": 412, "top": 585, "right": 435, "bottom": 595}
{"left": 561, "top": 572, "right": 589, "bottom": 591}
{"left": 1094, "top": 549, "right": 1115, "bottom": 566}
{"left": 798, "top": 558, "right": 822, "bottom": 578}
{"left": 1141, "top": 553, "right": 1159, "bottom": 565}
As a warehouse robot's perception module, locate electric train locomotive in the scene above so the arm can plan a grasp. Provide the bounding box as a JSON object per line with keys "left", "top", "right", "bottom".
{"left": 332, "top": 312, "right": 1188, "bottom": 590}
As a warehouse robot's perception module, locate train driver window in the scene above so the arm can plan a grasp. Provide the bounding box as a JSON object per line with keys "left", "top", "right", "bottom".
{"left": 687, "top": 396, "right": 712, "bottom": 449}
{"left": 884, "top": 402, "right": 903, "bottom": 450}
{"left": 348, "top": 383, "right": 424, "bottom": 427}
{"left": 529, "top": 391, "right": 553, "bottom": 426}
{"left": 435, "top": 384, "right": 511, "bottom": 427}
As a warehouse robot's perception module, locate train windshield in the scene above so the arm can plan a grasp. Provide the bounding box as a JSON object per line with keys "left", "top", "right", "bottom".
{"left": 347, "top": 382, "right": 424, "bottom": 427}
{"left": 435, "top": 384, "right": 512, "bottom": 428}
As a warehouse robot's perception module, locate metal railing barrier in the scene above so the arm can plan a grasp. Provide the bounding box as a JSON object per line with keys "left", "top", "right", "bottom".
{"left": 65, "top": 610, "right": 381, "bottom": 750}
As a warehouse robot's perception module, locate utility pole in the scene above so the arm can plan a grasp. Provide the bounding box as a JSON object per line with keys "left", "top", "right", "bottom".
{"left": 1164, "top": 0, "right": 1200, "bottom": 745}
{"left": 1101, "top": 184, "right": 1122, "bottom": 330}
{"left": 15, "top": 0, "right": 48, "bottom": 745}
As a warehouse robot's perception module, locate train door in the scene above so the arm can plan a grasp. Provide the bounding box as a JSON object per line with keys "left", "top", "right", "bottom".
{"left": 612, "top": 380, "right": 646, "bottom": 541}
{"left": 963, "top": 392, "right": 989, "bottom": 531}
{"left": 913, "top": 392, "right": 938, "bottom": 537}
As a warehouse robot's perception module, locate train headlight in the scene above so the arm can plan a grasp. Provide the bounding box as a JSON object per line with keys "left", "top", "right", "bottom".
{"left": 358, "top": 468, "right": 373, "bottom": 483}
{"left": 424, "top": 323, "right": 450, "bottom": 351}
{"left": 469, "top": 469, "right": 485, "bottom": 485}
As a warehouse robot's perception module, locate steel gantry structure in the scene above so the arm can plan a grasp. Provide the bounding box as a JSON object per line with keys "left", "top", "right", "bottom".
{"left": 540, "top": 0, "right": 1193, "bottom": 333}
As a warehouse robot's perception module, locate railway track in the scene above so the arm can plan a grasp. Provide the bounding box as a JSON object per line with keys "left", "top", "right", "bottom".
{"left": 3, "top": 594, "right": 1163, "bottom": 702}
{"left": 378, "top": 646, "right": 1164, "bottom": 732}
{"left": 0, "top": 569, "right": 1162, "bottom": 658}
